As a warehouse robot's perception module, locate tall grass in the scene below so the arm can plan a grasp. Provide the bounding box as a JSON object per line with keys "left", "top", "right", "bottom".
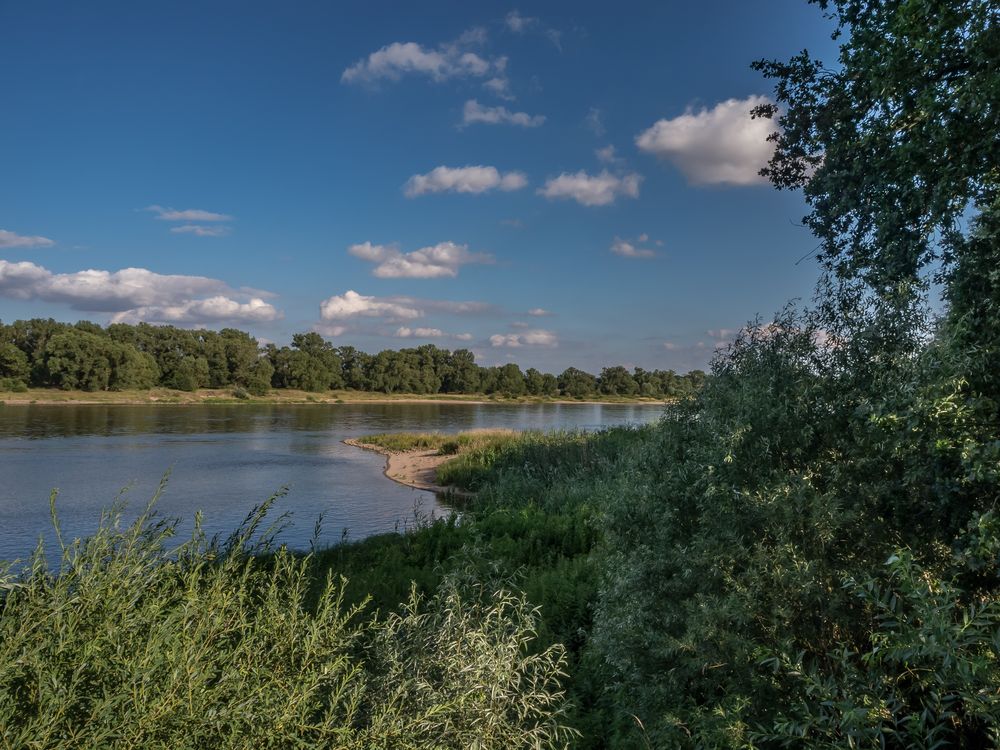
{"left": 353, "top": 429, "right": 523, "bottom": 455}
{"left": 0, "top": 485, "right": 576, "bottom": 749}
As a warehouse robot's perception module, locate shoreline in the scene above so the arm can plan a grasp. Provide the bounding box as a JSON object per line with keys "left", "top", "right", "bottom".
{"left": 344, "top": 438, "right": 471, "bottom": 496}
{"left": 0, "top": 388, "right": 670, "bottom": 408}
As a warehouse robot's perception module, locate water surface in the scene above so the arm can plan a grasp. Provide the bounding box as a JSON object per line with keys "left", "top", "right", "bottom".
{"left": 0, "top": 402, "right": 663, "bottom": 561}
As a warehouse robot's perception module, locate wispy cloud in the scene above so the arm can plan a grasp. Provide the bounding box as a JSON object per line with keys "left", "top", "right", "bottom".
{"left": 144, "top": 205, "right": 232, "bottom": 222}
{"left": 538, "top": 169, "right": 642, "bottom": 206}
{"left": 595, "top": 145, "right": 623, "bottom": 165}
{"left": 584, "top": 107, "right": 605, "bottom": 136}
{"left": 0, "top": 229, "right": 55, "bottom": 249}
{"left": 611, "top": 235, "right": 657, "bottom": 259}
{"left": 527, "top": 307, "right": 552, "bottom": 317}
{"left": 635, "top": 95, "right": 776, "bottom": 186}
{"left": 489, "top": 329, "right": 558, "bottom": 348}
{"left": 145, "top": 205, "right": 234, "bottom": 238}
{"left": 394, "top": 326, "right": 474, "bottom": 341}
{"left": 505, "top": 10, "right": 538, "bottom": 32}
{"left": 0, "top": 259, "right": 280, "bottom": 324}
{"left": 348, "top": 240, "right": 494, "bottom": 279}
{"left": 462, "top": 99, "right": 545, "bottom": 128}
{"left": 169, "top": 224, "right": 231, "bottom": 237}
{"left": 404, "top": 165, "right": 528, "bottom": 197}
{"left": 505, "top": 10, "right": 563, "bottom": 50}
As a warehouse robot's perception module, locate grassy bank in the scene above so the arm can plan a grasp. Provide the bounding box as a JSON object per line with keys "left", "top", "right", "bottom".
{"left": 0, "top": 386, "right": 670, "bottom": 407}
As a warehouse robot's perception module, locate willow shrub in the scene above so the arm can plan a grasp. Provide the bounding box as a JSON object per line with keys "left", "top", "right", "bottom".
{"left": 0, "top": 490, "right": 576, "bottom": 750}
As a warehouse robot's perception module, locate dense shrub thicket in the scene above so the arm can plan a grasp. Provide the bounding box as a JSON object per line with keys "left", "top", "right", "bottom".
{"left": 0, "top": 494, "right": 577, "bottom": 749}
{"left": 0, "top": 321, "right": 705, "bottom": 399}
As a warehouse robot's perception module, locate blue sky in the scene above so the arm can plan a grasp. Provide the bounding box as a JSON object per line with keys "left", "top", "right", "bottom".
{"left": 0, "top": 1, "right": 839, "bottom": 373}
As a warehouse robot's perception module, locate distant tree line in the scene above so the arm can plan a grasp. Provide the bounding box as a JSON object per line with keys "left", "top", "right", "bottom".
{"left": 0, "top": 319, "right": 705, "bottom": 399}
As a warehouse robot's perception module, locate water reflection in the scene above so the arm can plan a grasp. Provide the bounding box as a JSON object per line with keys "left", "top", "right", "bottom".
{"left": 0, "top": 402, "right": 664, "bottom": 561}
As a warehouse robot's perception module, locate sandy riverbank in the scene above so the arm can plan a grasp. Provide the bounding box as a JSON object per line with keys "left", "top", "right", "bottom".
{"left": 344, "top": 438, "right": 469, "bottom": 495}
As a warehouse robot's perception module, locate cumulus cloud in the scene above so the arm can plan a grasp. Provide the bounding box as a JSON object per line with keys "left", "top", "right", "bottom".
{"left": 111, "top": 297, "right": 278, "bottom": 325}
{"left": 611, "top": 236, "right": 656, "bottom": 259}
{"left": 319, "top": 291, "right": 495, "bottom": 326}
{"left": 0, "top": 259, "right": 280, "bottom": 324}
{"left": 348, "top": 240, "right": 494, "bottom": 279}
{"left": 538, "top": 169, "right": 642, "bottom": 206}
{"left": 0, "top": 229, "right": 55, "bottom": 249}
{"left": 462, "top": 99, "right": 545, "bottom": 127}
{"left": 144, "top": 205, "right": 232, "bottom": 222}
{"left": 341, "top": 29, "right": 504, "bottom": 86}
{"left": 527, "top": 308, "right": 552, "bottom": 316}
{"left": 404, "top": 165, "right": 528, "bottom": 197}
{"left": 169, "top": 224, "right": 230, "bottom": 237}
{"left": 320, "top": 290, "right": 423, "bottom": 321}
{"left": 489, "top": 329, "right": 558, "bottom": 348}
{"left": 635, "top": 95, "right": 776, "bottom": 186}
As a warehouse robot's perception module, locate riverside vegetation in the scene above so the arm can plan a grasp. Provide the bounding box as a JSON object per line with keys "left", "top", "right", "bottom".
{"left": 2, "top": 0, "right": 999, "bottom": 747}
{"left": 0, "top": 322, "right": 703, "bottom": 402}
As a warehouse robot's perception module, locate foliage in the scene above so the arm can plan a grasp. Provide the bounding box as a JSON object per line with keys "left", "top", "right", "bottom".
{"left": 752, "top": 0, "right": 999, "bottom": 288}
{"left": 354, "top": 429, "right": 521, "bottom": 456}
{"left": 0, "top": 492, "right": 576, "bottom": 749}
{"left": 0, "top": 318, "right": 702, "bottom": 399}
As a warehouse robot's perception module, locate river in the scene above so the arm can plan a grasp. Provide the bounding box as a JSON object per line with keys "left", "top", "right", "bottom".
{"left": 0, "top": 402, "right": 664, "bottom": 561}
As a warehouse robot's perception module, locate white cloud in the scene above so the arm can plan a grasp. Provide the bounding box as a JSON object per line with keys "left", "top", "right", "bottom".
{"left": 0, "top": 229, "right": 55, "bottom": 249}
{"left": 112, "top": 297, "right": 279, "bottom": 325}
{"left": 584, "top": 107, "right": 605, "bottom": 136}
{"left": 319, "top": 291, "right": 495, "bottom": 329}
{"left": 527, "top": 308, "right": 551, "bottom": 316}
{"left": 169, "top": 224, "right": 230, "bottom": 237}
{"left": 483, "top": 76, "right": 514, "bottom": 99}
{"left": 313, "top": 324, "right": 348, "bottom": 338}
{"left": 348, "top": 240, "right": 494, "bottom": 279}
{"left": 395, "top": 326, "right": 444, "bottom": 338}
{"left": 320, "top": 290, "right": 422, "bottom": 321}
{"left": 635, "top": 95, "right": 776, "bottom": 186}
{"left": 391, "top": 326, "right": 474, "bottom": 340}
{"left": 144, "top": 205, "right": 232, "bottom": 222}
{"left": 611, "top": 236, "right": 656, "bottom": 259}
{"left": 0, "top": 259, "right": 280, "bottom": 324}
{"left": 538, "top": 169, "right": 642, "bottom": 206}
{"left": 341, "top": 30, "right": 504, "bottom": 86}
{"left": 462, "top": 99, "right": 545, "bottom": 127}
{"left": 489, "top": 329, "right": 558, "bottom": 348}
{"left": 505, "top": 10, "right": 538, "bottom": 32}
{"left": 404, "top": 165, "right": 528, "bottom": 197}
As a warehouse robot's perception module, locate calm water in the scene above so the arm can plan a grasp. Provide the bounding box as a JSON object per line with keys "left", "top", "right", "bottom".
{"left": 0, "top": 402, "right": 664, "bottom": 561}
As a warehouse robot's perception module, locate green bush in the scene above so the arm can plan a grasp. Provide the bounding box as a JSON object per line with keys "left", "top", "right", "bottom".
{"left": 0, "top": 378, "right": 27, "bottom": 393}
{"left": 0, "top": 491, "right": 576, "bottom": 749}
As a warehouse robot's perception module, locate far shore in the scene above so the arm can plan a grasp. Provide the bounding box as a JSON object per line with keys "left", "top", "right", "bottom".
{"left": 0, "top": 387, "right": 671, "bottom": 408}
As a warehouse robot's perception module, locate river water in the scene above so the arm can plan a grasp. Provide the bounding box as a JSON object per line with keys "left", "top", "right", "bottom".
{"left": 0, "top": 402, "right": 664, "bottom": 561}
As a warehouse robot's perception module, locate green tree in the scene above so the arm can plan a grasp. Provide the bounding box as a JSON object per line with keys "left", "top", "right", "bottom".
{"left": 558, "top": 367, "right": 597, "bottom": 399}
{"left": 598, "top": 366, "right": 638, "bottom": 396}
{"left": 0, "top": 342, "right": 29, "bottom": 386}
{"left": 752, "top": 0, "right": 999, "bottom": 289}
